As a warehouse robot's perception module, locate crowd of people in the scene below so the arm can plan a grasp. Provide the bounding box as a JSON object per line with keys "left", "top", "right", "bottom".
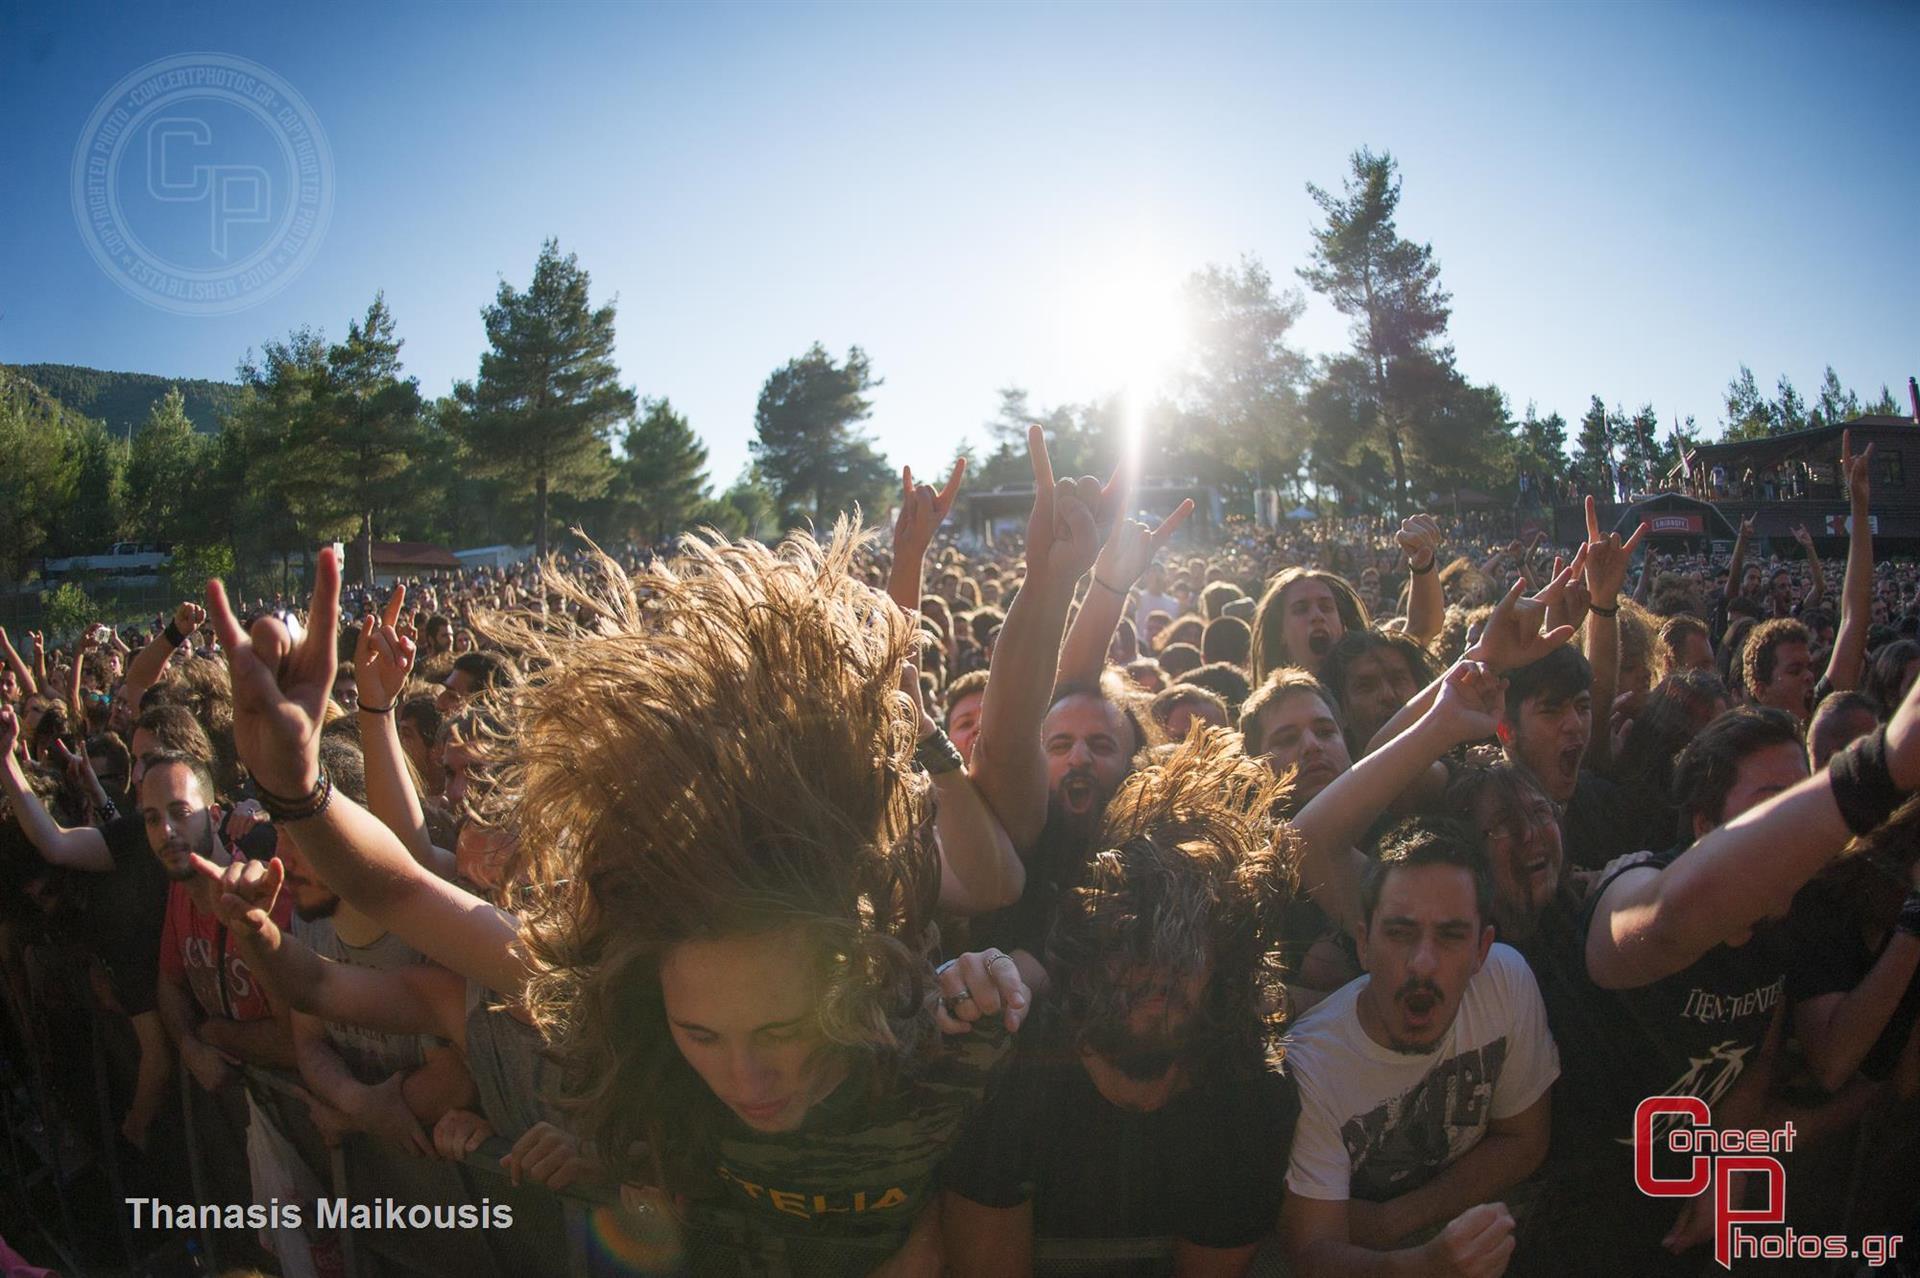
{"left": 2, "top": 425, "right": 1918, "bottom": 1277}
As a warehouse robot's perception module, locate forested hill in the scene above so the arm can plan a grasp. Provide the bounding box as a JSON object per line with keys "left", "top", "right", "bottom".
{"left": 5, "top": 363, "right": 241, "bottom": 437}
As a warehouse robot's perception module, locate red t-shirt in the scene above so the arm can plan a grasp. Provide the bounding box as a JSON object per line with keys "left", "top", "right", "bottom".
{"left": 158, "top": 878, "right": 292, "bottom": 1023}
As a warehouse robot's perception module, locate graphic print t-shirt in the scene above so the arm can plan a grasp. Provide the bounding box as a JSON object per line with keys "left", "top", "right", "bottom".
{"left": 1284, "top": 943, "right": 1560, "bottom": 1203}
{"left": 158, "top": 881, "right": 292, "bottom": 1023}
{"left": 1574, "top": 848, "right": 1788, "bottom": 1162}
{"left": 683, "top": 1017, "right": 1012, "bottom": 1273}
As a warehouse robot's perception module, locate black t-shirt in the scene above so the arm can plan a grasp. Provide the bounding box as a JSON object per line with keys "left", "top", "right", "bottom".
{"left": 1785, "top": 873, "right": 1920, "bottom": 1082}
{"left": 1512, "top": 851, "right": 1790, "bottom": 1278}
{"left": 1572, "top": 848, "right": 1788, "bottom": 1155}
{"left": 1560, "top": 771, "right": 1650, "bottom": 873}
{"left": 89, "top": 813, "right": 169, "bottom": 1017}
{"left": 967, "top": 812, "right": 1091, "bottom": 958}
{"left": 941, "top": 1023, "right": 1298, "bottom": 1250}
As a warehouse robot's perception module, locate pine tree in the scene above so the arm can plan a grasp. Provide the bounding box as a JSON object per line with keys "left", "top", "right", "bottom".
{"left": 1722, "top": 365, "right": 1773, "bottom": 441}
{"left": 282, "top": 295, "right": 431, "bottom": 584}
{"left": 124, "top": 388, "right": 204, "bottom": 543}
{"left": 1810, "top": 366, "right": 1860, "bottom": 426}
{"left": 1772, "top": 375, "right": 1807, "bottom": 433}
{"left": 621, "top": 397, "right": 710, "bottom": 542}
{"left": 1571, "top": 396, "right": 1612, "bottom": 495}
{"left": 1180, "top": 257, "right": 1309, "bottom": 503}
{"left": 1299, "top": 149, "right": 1492, "bottom": 512}
{"left": 454, "top": 239, "right": 636, "bottom": 560}
{"left": 1625, "top": 404, "right": 1660, "bottom": 490}
{"left": 750, "top": 343, "right": 892, "bottom": 525}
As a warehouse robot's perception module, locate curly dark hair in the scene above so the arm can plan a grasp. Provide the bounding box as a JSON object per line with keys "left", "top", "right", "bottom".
{"left": 498, "top": 522, "right": 943, "bottom": 1184}
{"left": 1044, "top": 727, "right": 1295, "bottom": 1081}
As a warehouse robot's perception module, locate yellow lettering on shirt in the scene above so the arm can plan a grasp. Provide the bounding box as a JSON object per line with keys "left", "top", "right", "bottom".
{"left": 714, "top": 1165, "right": 909, "bottom": 1219}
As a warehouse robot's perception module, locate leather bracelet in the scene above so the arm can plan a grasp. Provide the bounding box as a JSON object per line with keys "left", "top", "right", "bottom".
{"left": 1090, "top": 576, "right": 1128, "bottom": 597}
{"left": 1409, "top": 557, "right": 1435, "bottom": 575}
{"left": 253, "top": 768, "right": 334, "bottom": 823}
{"left": 1896, "top": 891, "right": 1920, "bottom": 940}
{"left": 358, "top": 698, "right": 395, "bottom": 715}
{"left": 1588, "top": 601, "right": 1619, "bottom": 618}
{"left": 914, "top": 727, "right": 966, "bottom": 776}
{"left": 1828, "top": 726, "right": 1904, "bottom": 837}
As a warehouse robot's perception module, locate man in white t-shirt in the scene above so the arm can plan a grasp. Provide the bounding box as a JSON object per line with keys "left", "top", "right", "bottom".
{"left": 1281, "top": 820, "right": 1559, "bottom": 1278}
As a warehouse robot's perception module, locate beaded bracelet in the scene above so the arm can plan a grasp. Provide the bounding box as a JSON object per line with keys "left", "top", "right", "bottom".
{"left": 253, "top": 768, "right": 334, "bottom": 823}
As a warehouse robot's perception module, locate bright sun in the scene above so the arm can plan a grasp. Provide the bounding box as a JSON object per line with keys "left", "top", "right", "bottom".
{"left": 1055, "top": 258, "right": 1192, "bottom": 400}
{"left": 1048, "top": 245, "right": 1192, "bottom": 481}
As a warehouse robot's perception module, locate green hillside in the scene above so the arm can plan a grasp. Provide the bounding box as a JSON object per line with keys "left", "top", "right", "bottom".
{"left": 6, "top": 362, "right": 242, "bottom": 437}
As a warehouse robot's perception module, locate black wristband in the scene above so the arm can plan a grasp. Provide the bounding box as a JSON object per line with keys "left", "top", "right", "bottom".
{"left": 358, "top": 699, "right": 395, "bottom": 715}
{"left": 1896, "top": 891, "right": 1920, "bottom": 940}
{"left": 1828, "top": 726, "right": 1905, "bottom": 838}
{"left": 1588, "top": 601, "right": 1619, "bottom": 618}
{"left": 254, "top": 769, "right": 334, "bottom": 823}
{"left": 914, "top": 727, "right": 966, "bottom": 776}
{"left": 163, "top": 620, "right": 185, "bottom": 648}
{"left": 1409, "top": 556, "right": 1435, "bottom": 575}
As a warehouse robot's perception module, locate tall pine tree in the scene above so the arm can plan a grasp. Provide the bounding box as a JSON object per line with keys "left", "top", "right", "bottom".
{"left": 124, "top": 388, "right": 204, "bottom": 544}
{"left": 1299, "top": 148, "right": 1490, "bottom": 512}
{"left": 621, "top": 397, "right": 710, "bottom": 542}
{"left": 454, "top": 239, "right": 636, "bottom": 560}
{"left": 750, "top": 343, "right": 892, "bottom": 525}
{"left": 1571, "top": 396, "right": 1613, "bottom": 495}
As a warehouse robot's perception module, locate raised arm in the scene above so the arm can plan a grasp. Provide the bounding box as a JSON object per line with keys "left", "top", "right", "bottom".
{"left": 354, "top": 586, "right": 456, "bottom": 878}
{"left": 1800, "top": 525, "right": 1828, "bottom": 612}
{"left": 968, "top": 427, "right": 1106, "bottom": 851}
{"left": 1366, "top": 564, "right": 1581, "bottom": 757}
{"left": 1582, "top": 499, "right": 1646, "bottom": 773}
{"left": 26, "top": 631, "right": 46, "bottom": 697}
{"left": 1058, "top": 479, "right": 1192, "bottom": 689}
{"left": 899, "top": 662, "right": 1024, "bottom": 914}
{"left": 888, "top": 460, "right": 965, "bottom": 614}
{"left": 0, "top": 707, "right": 111, "bottom": 871}
{"left": 1296, "top": 662, "right": 1503, "bottom": 936}
{"left": 1825, "top": 432, "right": 1874, "bottom": 692}
{"left": 1587, "top": 669, "right": 1920, "bottom": 990}
{"left": 65, "top": 629, "right": 93, "bottom": 728}
{"left": 206, "top": 548, "right": 526, "bottom": 996}
{"left": 1724, "top": 517, "right": 1753, "bottom": 606}
{"left": 124, "top": 601, "right": 204, "bottom": 707}
{"left": 0, "top": 627, "right": 35, "bottom": 697}
{"left": 1398, "top": 515, "right": 1445, "bottom": 643}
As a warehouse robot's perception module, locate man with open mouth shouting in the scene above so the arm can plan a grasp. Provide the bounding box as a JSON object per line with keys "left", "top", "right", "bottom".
{"left": 1280, "top": 814, "right": 1559, "bottom": 1278}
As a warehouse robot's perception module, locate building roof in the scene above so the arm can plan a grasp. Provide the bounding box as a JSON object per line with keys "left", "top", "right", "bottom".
{"left": 1689, "top": 414, "right": 1915, "bottom": 462}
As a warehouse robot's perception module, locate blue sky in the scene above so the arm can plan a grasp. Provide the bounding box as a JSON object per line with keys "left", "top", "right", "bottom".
{"left": 3, "top": 0, "right": 1916, "bottom": 490}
